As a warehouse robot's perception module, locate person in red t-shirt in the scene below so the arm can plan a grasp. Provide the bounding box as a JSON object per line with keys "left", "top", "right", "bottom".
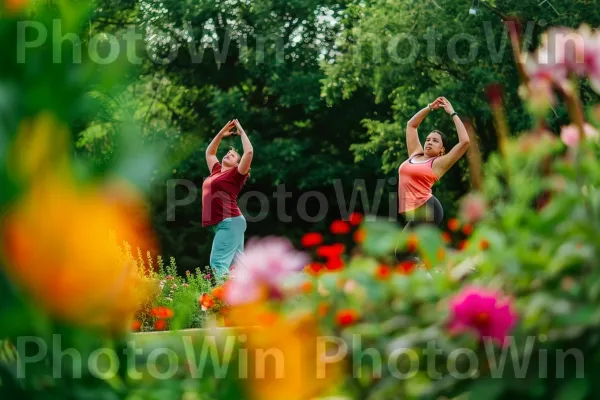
{"left": 203, "top": 119, "right": 253, "bottom": 280}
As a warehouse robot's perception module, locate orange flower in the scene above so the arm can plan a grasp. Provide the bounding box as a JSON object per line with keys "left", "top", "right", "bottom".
{"left": 257, "top": 310, "right": 279, "bottom": 326}
{"left": 480, "top": 239, "right": 490, "bottom": 250}
{"left": 0, "top": 115, "right": 158, "bottom": 333}
{"left": 151, "top": 306, "right": 174, "bottom": 319}
{"left": 227, "top": 304, "right": 341, "bottom": 400}
{"left": 300, "top": 281, "right": 314, "bottom": 294}
{"left": 317, "top": 302, "right": 330, "bottom": 317}
{"left": 407, "top": 234, "right": 419, "bottom": 252}
{"left": 1, "top": 174, "right": 156, "bottom": 332}
{"left": 375, "top": 264, "right": 392, "bottom": 280}
{"left": 154, "top": 319, "right": 167, "bottom": 331}
{"left": 353, "top": 228, "right": 366, "bottom": 243}
{"left": 441, "top": 232, "right": 452, "bottom": 244}
{"left": 131, "top": 320, "right": 142, "bottom": 331}
{"left": 211, "top": 286, "right": 225, "bottom": 301}
{"left": 301, "top": 232, "right": 324, "bottom": 247}
{"left": 447, "top": 218, "right": 461, "bottom": 232}
{"left": 458, "top": 240, "right": 468, "bottom": 251}
{"left": 199, "top": 293, "right": 215, "bottom": 311}
{"left": 330, "top": 220, "right": 351, "bottom": 235}
{"left": 336, "top": 309, "right": 360, "bottom": 326}
{"left": 436, "top": 247, "right": 446, "bottom": 262}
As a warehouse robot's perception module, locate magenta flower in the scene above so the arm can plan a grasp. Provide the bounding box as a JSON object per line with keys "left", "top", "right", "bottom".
{"left": 224, "top": 236, "right": 309, "bottom": 306}
{"left": 560, "top": 123, "right": 599, "bottom": 147}
{"left": 448, "top": 286, "right": 518, "bottom": 347}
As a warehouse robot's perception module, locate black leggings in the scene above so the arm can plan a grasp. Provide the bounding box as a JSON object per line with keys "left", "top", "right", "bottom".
{"left": 398, "top": 195, "right": 444, "bottom": 230}
{"left": 396, "top": 196, "right": 444, "bottom": 260}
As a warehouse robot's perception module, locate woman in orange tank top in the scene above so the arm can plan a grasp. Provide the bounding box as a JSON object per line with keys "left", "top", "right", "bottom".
{"left": 396, "top": 97, "right": 470, "bottom": 259}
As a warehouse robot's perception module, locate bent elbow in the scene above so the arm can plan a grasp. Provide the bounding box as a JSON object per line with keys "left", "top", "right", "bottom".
{"left": 244, "top": 149, "right": 254, "bottom": 157}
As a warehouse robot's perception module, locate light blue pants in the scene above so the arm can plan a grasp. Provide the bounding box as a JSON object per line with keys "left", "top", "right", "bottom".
{"left": 209, "top": 216, "right": 246, "bottom": 279}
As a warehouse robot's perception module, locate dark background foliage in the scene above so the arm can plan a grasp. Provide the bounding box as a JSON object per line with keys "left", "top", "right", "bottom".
{"left": 80, "top": 0, "right": 600, "bottom": 272}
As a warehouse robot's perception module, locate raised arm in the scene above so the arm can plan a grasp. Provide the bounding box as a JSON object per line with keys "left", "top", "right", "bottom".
{"left": 206, "top": 120, "right": 235, "bottom": 172}
{"left": 433, "top": 98, "right": 470, "bottom": 177}
{"left": 234, "top": 119, "right": 253, "bottom": 175}
{"left": 406, "top": 98, "right": 442, "bottom": 156}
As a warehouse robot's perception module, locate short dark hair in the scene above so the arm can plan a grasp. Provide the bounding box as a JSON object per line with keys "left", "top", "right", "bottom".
{"left": 430, "top": 130, "right": 449, "bottom": 153}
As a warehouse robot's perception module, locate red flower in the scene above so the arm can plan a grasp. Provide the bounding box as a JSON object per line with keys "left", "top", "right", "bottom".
{"left": 154, "top": 319, "right": 167, "bottom": 331}
{"left": 150, "top": 306, "right": 174, "bottom": 319}
{"left": 131, "top": 320, "right": 142, "bottom": 331}
{"left": 458, "top": 240, "right": 468, "bottom": 251}
{"left": 305, "top": 262, "right": 325, "bottom": 276}
{"left": 375, "top": 264, "right": 392, "bottom": 280}
{"left": 447, "top": 218, "right": 460, "bottom": 232}
{"left": 317, "top": 243, "right": 345, "bottom": 258}
{"left": 326, "top": 257, "right": 345, "bottom": 271}
{"left": 397, "top": 261, "right": 416, "bottom": 275}
{"left": 348, "top": 212, "right": 364, "bottom": 226}
{"left": 336, "top": 309, "right": 359, "bottom": 326}
{"left": 330, "top": 220, "right": 351, "bottom": 235}
{"left": 301, "top": 232, "right": 324, "bottom": 247}
{"left": 199, "top": 293, "right": 215, "bottom": 311}
{"left": 462, "top": 223, "right": 473, "bottom": 236}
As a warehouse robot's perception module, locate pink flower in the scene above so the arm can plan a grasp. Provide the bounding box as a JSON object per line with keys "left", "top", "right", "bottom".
{"left": 459, "top": 192, "right": 487, "bottom": 223}
{"left": 224, "top": 237, "right": 309, "bottom": 306}
{"left": 529, "top": 26, "right": 600, "bottom": 94}
{"left": 560, "top": 123, "right": 599, "bottom": 147}
{"left": 448, "top": 286, "right": 518, "bottom": 347}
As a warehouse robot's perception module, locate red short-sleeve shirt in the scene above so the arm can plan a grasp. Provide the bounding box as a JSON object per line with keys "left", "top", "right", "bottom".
{"left": 202, "top": 163, "right": 249, "bottom": 227}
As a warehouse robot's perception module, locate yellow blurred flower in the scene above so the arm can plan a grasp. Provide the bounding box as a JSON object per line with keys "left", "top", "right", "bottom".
{"left": 228, "top": 304, "right": 342, "bottom": 400}
{"left": 1, "top": 113, "right": 157, "bottom": 332}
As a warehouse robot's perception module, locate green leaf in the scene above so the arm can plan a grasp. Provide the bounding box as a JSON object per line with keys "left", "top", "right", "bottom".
{"left": 556, "top": 379, "right": 590, "bottom": 400}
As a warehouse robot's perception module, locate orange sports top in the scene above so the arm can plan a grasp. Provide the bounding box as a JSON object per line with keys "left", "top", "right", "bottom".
{"left": 398, "top": 154, "right": 439, "bottom": 213}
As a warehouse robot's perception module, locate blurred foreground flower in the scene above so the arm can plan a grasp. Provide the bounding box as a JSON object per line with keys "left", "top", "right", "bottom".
{"left": 560, "top": 123, "right": 599, "bottom": 147}
{"left": 459, "top": 192, "right": 487, "bottom": 223}
{"left": 228, "top": 304, "right": 340, "bottom": 400}
{"left": 1, "top": 114, "right": 157, "bottom": 332}
{"left": 1, "top": 175, "right": 157, "bottom": 332}
{"left": 224, "top": 237, "right": 309, "bottom": 305}
{"left": 448, "top": 286, "right": 518, "bottom": 347}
